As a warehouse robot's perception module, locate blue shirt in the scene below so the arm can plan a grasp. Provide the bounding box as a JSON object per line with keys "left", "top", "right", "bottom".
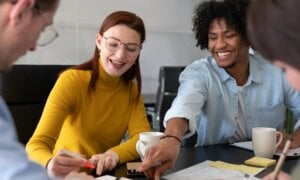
{"left": 164, "top": 54, "right": 300, "bottom": 146}
{"left": 0, "top": 96, "right": 49, "bottom": 180}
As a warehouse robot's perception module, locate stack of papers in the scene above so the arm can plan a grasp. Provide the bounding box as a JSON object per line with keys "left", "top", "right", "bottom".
{"left": 163, "top": 160, "right": 262, "bottom": 180}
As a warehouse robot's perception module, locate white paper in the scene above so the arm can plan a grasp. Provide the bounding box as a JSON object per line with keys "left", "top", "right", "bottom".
{"left": 96, "top": 175, "right": 131, "bottom": 180}
{"left": 163, "top": 160, "right": 260, "bottom": 180}
{"left": 231, "top": 141, "right": 300, "bottom": 157}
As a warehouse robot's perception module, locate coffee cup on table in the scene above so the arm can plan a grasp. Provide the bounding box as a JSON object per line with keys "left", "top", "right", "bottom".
{"left": 252, "top": 127, "right": 283, "bottom": 159}
{"left": 136, "top": 132, "right": 164, "bottom": 160}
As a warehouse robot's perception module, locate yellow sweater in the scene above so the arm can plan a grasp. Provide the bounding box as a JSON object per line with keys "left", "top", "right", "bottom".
{"left": 26, "top": 63, "right": 151, "bottom": 166}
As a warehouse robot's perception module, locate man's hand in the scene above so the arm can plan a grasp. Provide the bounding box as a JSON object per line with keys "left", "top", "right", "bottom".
{"left": 137, "top": 135, "right": 181, "bottom": 180}
{"left": 290, "top": 129, "right": 300, "bottom": 148}
{"left": 277, "top": 129, "right": 300, "bottom": 150}
{"left": 137, "top": 118, "right": 188, "bottom": 180}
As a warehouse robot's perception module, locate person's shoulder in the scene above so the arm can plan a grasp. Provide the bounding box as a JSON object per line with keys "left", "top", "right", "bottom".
{"left": 60, "top": 68, "right": 90, "bottom": 77}
{"left": 186, "top": 56, "right": 220, "bottom": 75}
{"left": 250, "top": 52, "right": 283, "bottom": 76}
{"left": 251, "top": 53, "right": 279, "bottom": 69}
{"left": 250, "top": 52, "right": 268, "bottom": 63}
{"left": 186, "top": 56, "right": 215, "bottom": 70}
{"left": 181, "top": 56, "right": 219, "bottom": 80}
{"left": 58, "top": 68, "right": 91, "bottom": 83}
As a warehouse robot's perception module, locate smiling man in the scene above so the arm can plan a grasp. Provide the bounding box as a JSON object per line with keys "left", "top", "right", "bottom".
{"left": 137, "top": 0, "right": 300, "bottom": 179}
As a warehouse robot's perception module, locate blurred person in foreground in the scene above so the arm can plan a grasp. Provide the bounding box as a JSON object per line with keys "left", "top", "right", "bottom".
{"left": 248, "top": 0, "right": 300, "bottom": 179}
{"left": 0, "top": 0, "right": 93, "bottom": 179}
{"left": 137, "top": 0, "right": 300, "bottom": 179}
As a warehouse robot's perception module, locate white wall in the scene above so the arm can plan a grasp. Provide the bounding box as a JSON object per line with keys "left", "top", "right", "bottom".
{"left": 17, "top": 0, "right": 209, "bottom": 95}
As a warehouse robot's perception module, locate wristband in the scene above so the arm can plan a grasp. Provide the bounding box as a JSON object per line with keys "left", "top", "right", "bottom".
{"left": 160, "top": 135, "right": 181, "bottom": 143}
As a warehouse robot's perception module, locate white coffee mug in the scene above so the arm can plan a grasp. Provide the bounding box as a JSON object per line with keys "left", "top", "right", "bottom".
{"left": 136, "top": 132, "right": 164, "bottom": 160}
{"left": 252, "top": 127, "right": 283, "bottom": 158}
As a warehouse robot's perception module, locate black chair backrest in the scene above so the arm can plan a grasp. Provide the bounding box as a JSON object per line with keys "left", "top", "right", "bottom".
{"left": 156, "top": 66, "right": 185, "bottom": 132}
{"left": 0, "top": 64, "right": 72, "bottom": 144}
{"left": 154, "top": 66, "right": 198, "bottom": 147}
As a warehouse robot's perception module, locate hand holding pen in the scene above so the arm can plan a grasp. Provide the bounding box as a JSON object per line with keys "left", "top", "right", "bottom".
{"left": 262, "top": 171, "right": 290, "bottom": 180}
{"left": 58, "top": 149, "right": 96, "bottom": 169}
{"left": 272, "top": 136, "right": 292, "bottom": 180}
{"left": 47, "top": 149, "right": 95, "bottom": 178}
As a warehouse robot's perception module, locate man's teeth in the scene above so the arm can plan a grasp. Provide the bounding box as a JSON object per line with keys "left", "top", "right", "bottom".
{"left": 217, "top": 52, "right": 230, "bottom": 57}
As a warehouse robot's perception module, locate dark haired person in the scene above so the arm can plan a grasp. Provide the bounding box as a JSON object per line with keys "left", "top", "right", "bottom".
{"left": 0, "top": 0, "right": 93, "bottom": 179}
{"left": 248, "top": 0, "right": 300, "bottom": 179}
{"left": 26, "top": 10, "right": 151, "bottom": 178}
{"left": 137, "top": 0, "right": 300, "bottom": 179}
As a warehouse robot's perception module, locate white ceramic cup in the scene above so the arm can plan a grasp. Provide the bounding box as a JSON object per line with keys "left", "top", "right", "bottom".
{"left": 252, "top": 127, "right": 283, "bottom": 158}
{"left": 136, "top": 132, "right": 164, "bottom": 160}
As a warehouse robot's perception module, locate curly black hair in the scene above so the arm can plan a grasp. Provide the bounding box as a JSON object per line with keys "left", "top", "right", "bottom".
{"left": 192, "top": 0, "right": 250, "bottom": 50}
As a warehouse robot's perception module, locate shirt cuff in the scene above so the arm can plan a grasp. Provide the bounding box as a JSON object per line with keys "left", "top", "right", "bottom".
{"left": 293, "top": 119, "right": 300, "bottom": 131}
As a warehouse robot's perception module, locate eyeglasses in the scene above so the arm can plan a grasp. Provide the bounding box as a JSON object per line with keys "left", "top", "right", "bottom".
{"left": 34, "top": 4, "right": 59, "bottom": 47}
{"left": 103, "top": 36, "right": 142, "bottom": 57}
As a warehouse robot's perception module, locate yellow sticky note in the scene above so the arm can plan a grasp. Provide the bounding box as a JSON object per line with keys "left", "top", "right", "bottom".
{"left": 210, "top": 160, "right": 265, "bottom": 175}
{"left": 245, "top": 157, "right": 276, "bottom": 167}
{"left": 210, "top": 161, "right": 239, "bottom": 169}
{"left": 238, "top": 164, "right": 265, "bottom": 175}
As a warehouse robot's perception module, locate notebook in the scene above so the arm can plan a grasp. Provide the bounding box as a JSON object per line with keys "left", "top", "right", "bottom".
{"left": 230, "top": 141, "right": 300, "bottom": 157}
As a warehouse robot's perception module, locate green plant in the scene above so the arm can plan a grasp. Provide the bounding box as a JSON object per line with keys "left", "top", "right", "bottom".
{"left": 285, "top": 108, "right": 295, "bottom": 134}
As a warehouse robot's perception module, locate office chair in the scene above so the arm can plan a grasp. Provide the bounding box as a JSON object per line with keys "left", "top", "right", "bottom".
{"left": 149, "top": 66, "right": 197, "bottom": 147}
{"left": 154, "top": 66, "right": 185, "bottom": 132}
{"left": 0, "top": 64, "right": 71, "bottom": 144}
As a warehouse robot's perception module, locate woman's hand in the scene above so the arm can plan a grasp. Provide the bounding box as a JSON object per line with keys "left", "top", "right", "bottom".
{"left": 262, "top": 171, "right": 290, "bottom": 180}
{"left": 63, "top": 171, "right": 95, "bottom": 180}
{"left": 47, "top": 155, "right": 85, "bottom": 178}
{"left": 89, "top": 151, "right": 119, "bottom": 176}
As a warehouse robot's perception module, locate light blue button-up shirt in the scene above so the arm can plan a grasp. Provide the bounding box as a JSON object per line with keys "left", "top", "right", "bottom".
{"left": 0, "top": 96, "right": 49, "bottom": 180}
{"left": 164, "top": 54, "right": 300, "bottom": 146}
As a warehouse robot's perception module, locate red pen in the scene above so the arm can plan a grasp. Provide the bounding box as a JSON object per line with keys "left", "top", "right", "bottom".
{"left": 58, "top": 149, "right": 95, "bottom": 169}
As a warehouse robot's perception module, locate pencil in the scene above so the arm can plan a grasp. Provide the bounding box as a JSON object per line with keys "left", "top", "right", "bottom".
{"left": 271, "top": 136, "right": 292, "bottom": 180}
